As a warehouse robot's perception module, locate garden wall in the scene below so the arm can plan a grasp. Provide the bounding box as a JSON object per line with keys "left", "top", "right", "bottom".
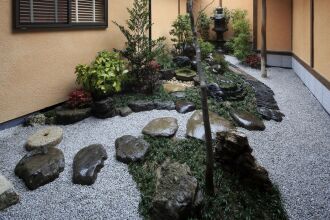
{"left": 0, "top": 0, "right": 183, "bottom": 124}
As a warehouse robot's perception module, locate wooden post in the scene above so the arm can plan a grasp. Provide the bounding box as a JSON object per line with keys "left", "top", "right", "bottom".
{"left": 187, "top": 0, "right": 215, "bottom": 196}
{"left": 261, "top": 0, "right": 267, "bottom": 78}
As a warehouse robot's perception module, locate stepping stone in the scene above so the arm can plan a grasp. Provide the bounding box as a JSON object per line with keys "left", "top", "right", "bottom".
{"left": 230, "top": 111, "right": 266, "bottom": 131}
{"left": 163, "top": 83, "right": 187, "bottom": 93}
{"left": 15, "top": 148, "right": 65, "bottom": 190}
{"left": 175, "top": 100, "right": 196, "bottom": 114}
{"left": 152, "top": 160, "right": 201, "bottom": 220}
{"left": 0, "top": 175, "right": 19, "bottom": 211}
{"left": 186, "top": 110, "right": 234, "bottom": 140}
{"left": 171, "top": 92, "right": 186, "bottom": 99}
{"left": 25, "top": 126, "right": 63, "bottom": 151}
{"left": 56, "top": 107, "right": 91, "bottom": 125}
{"left": 175, "top": 68, "right": 197, "bottom": 81}
{"left": 142, "top": 117, "right": 178, "bottom": 137}
{"left": 154, "top": 100, "right": 175, "bottom": 110}
{"left": 92, "top": 97, "right": 117, "bottom": 119}
{"left": 73, "top": 144, "right": 108, "bottom": 185}
{"left": 115, "top": 135, "right": 149, "bottom": 164}
{"left": 128, "top": 100, "right": 155, "bottom": 112}
{"left": 117, "top": 106, "right": 133, "bottom": 117}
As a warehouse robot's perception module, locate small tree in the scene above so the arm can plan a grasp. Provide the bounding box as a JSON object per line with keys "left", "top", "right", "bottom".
{"left": 170, "top": 14, "right": 193, "bottom": 55}
{"left": 197, "top": 11, "right": 211, "bottom": 40}
{"left": 113, "top": 0, "right": 165, "bottom": 91}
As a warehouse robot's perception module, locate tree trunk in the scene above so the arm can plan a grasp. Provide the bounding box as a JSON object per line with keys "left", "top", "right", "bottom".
{"left": 261, "top": 0, "right": 267, "bottom": 78}
{"left": 187, "top": 0, "right": 215, "bottom": 196}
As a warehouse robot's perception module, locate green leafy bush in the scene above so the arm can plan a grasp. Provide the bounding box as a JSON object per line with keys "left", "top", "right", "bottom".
{"left": 113, "top": 0, "right": 165, "bottom": 91}
{"left": 75, "top": 51, "right": 128, "bottom": 98}
{"left": 170, "top": 14, "right": 193, "bottom": 55}
{"left": 225, "top": 9, "right": 251, "bottom": 60}
{"left": 156, "top": 46, "right": 176, "bottom": 70}
{"left": 198, "top": 38, "right": 215, "bottom": 59}
{"left": 197, "top": 11, "right": 211, "bottom": 41}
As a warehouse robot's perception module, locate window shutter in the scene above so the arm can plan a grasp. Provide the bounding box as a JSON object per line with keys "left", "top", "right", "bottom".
{"left": 72, "top": 0, "right": 105, "bottom": 23}
{"left": 18, "top": 0, "right": 68, "bottom": 24}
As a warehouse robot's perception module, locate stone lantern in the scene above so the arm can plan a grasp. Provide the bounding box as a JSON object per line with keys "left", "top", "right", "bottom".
{"left": 211, "top": 7, "right": 228, "bottom": 50}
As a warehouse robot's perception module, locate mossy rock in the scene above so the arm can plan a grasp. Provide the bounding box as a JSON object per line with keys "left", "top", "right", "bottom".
{"left": 175, "top": 68, "right": 197, "bottom": 81}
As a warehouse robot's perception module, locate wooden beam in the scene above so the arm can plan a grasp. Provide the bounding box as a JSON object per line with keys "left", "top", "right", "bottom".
{"left": 261, "top": 0, "right": 267, "bottom": 78}
{"left": 253, "top": 0, "right": 258, "bottom": 51}
{"left": 310, "top": 0, "right": 314, "bottom": 68}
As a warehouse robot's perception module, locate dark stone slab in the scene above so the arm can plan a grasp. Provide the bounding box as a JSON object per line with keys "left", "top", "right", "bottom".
{"left": 230, "top": 111, "right": 266, "bottom": 131}
{"left": 154, "top": 100, "right": 175, "bottom": 110}
{"left": 92, "top": 97, "right": 117, "bottom": 119}
{"left": 128, "top": 100, "right": 155, "bottom": 112}
{"left": 73, "top": 144, "right": 108, "bottom": 185}
{"left": 171, "top": 92, "right": 186, "bottom": 99}
{"left": 160, "top": 69, "right": 175, "bottom": 80}
{"left": 55, "top": 107, "right": 91, "bottom": 125}
{"left": 175, "top": 100, "right": 196, "bottom": 114}
{"left": 175, "top": 69, "right": 197, "bottom": 81}
{"left": 15, "top": 148, "right": 65, "bottom": 190}
{"left": 115, "top": 135, "right": 149, "bottom": 164}
{"left": 152, "top": 160, "right": 201, "bottom": 220}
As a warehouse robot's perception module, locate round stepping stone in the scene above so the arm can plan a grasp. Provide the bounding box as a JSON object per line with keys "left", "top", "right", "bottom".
{"left": 73, "top": 144, "right": 108, "bottom": 185}
{"left": 115, "top": 135, "right": 149, "bottom": 164}
{"left": 0, "top": 175, "right": 19, "bottom": 211}
{"left": 142, "top": 117, "right": 178, "bottom": 137}
{"left": 15, "top": 148, "right": 65, "bottom": 190}
{"left": 186, "top": 110, "right": 234, "bottom": 140}
{"left": 175, "top": 100, "right": 196, "bottom": 114}
{"left": 230, "top": 111, "right": 266, "bottom": 131}
{"left": 25, "top": 127, "right": 63, "bottom": 151}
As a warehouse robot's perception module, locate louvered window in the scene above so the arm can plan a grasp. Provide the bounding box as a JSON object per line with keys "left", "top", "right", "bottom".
{"left": 15, "top": 0, "right": 108, "bottom": 29}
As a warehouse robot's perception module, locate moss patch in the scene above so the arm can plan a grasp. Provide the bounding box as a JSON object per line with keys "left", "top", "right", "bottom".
{"left": 129, "top": 137, "right": 288, "bottom": 220}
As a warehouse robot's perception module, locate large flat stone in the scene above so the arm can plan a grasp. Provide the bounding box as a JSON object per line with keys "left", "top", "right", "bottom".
{"left": 163, "top": 83, "right": 187, "bottom": 94}
{"left": 73, "top": 144, "right": 108, "bottom": 185}
{"left": 0, "top": 175, "right": 19, "bottom": 211}
{"left": 115, "top": 135, "right": 149, "bottom": 164}
{"left": 175, "top": 100, "right": 196, "bottom": 114}
{"left": 142, "top": 117, "right": 178, "bottom": 137}
{"left": 186, "top": 110, "right": 234, "bottom": 140}
{"left": 128, "top": 100, "right": 155, "bottom": 112}
{"left": 25, "top": 127, "right": 63, "bottom": 151}
{"left": 230, "top": 111, "right": 266, "bottom": 131}
{"left": 56, "top": 107, "right": 91, "bottom": 125}
{"left": 15, "top": 148, "right": 65, "bottom": 190}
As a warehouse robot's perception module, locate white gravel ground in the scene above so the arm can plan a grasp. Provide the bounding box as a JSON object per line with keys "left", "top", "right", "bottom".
{"left": 226, "top": 55, "right": 330, "bottom": 220}
{"left": 0, "top": 110, "right": 193, "bottom": 220}
{"left": 1, "top": 56, "right": 329, "bottom": 219}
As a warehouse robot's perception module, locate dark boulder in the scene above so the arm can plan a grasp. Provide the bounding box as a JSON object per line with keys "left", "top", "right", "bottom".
{"left": 0, "top": 175, "right": 19, "bottom": 211}
{"left": 230, "top": 111, "right": 266, "bottom": 131}
{"left": 160, "top": 69, "right": 176, "bottom": 80}
{"left": 15, "top": 148, "right": 65, "bottom": 190}
{"left": 152, "top": 160, "right": 201, "bottom": 220}
{"left": 115, "top": 135, "right": 149, "bottom": 163}
{"left": 173, "top": 56, "right": 191, "bottom": 68}
{"left": 72, "top": 144, "right": 108, "bottom": 185}
{"left": 154, "top": 100, "right": 175, "bottom": 110}
{"left": 55, "top": 107, "right": 91, "bottom": 125}
{"left": 215, "top": 130, "right": 272, "bottom": 190}
{"left": 92, "top": 97, "right": 117, "bottom": 119}
{"left": 182, "top": 44, "right": 196, "bottom": 59}
{"left": 117, "top": 106, "right": 133, "bottom": 117}
{"left": 128, "top": 100, "right": 155, "bottom": 112}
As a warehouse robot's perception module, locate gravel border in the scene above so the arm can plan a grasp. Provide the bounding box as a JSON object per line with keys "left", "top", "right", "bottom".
{"left": 226, "top": 55, "right": 330, "bottom": 220}
{"left": 0, "top": 110, "right": 193, "bottom": 220}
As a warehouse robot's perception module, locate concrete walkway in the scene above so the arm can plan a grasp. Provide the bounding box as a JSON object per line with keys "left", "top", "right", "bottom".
{"left": 226, "top": 55, "right": 330, "bottom": 220}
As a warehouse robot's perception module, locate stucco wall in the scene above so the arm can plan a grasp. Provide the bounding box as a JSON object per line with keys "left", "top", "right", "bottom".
{"left": 292, "top": 0, "right": 311, "bottom": 65}
{"left": 0, "top": 0, "right": 180, "bottom": 123}
{"left": 257, "top": 0, "right": 292, "bottom": 52}
{"left": 314, "top": 0, "right": 330, "bottom": 81}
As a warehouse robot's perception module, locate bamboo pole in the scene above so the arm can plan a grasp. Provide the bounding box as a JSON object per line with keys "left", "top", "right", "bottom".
{"left": 187, "top": 0, "right": 215, "bottom": 196}
{"left": 261, "top": 0, "right": 267, "bottom": 78}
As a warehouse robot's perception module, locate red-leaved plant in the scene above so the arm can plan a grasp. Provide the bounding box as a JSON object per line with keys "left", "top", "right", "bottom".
{"left": 147, "top": 60, "right": 161, "bottom": 72}
{"left": 67, "top": 89, "right": 92, "bottom": 109}
{"left": 245, "top": 54, "right": 261, "bottom": 69}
